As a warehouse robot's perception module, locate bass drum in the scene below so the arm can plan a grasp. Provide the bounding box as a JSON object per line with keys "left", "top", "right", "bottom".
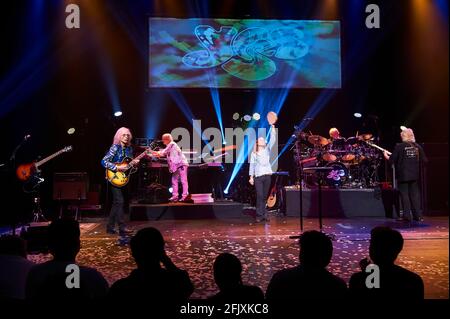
{"left": 325, "top": 162, "right": 348, "bottom": 187}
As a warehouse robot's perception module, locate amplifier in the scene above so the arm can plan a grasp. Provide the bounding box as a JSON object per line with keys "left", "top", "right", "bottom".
{"left": 53, "top": 172, "right": 88, "bottom": 201}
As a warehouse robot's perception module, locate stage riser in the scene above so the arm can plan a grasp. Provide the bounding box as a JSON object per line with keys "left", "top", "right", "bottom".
{"left": 284, "top": 189, "right": 396, "bottom": 218}
{"left": 130, "top": 202, "right": 244, "bottom": 220}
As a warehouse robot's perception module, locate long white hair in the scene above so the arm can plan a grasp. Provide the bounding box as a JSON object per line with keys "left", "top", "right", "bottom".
{"left": 113, "top": 127, "right": 132, "bottom": 145}
{"left": 400, "top": 128, "right": 416, "bottom": 143}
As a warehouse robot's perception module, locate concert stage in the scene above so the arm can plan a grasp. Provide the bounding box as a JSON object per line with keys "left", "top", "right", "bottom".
{"left": 129, "top": 200, "right": 245, "bottom": 221}
{"left": 24, "top": 216, "right": 449, "bottom": 299}
{"left": 284, "top": 187, "right": 396, "bottom": 218}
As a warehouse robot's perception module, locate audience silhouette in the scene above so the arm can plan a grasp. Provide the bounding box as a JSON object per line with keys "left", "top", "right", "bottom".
{"left": 266, "top": 230, "right": 347, "bottom": 300}
{"left": 0, "top": 235, "right": 34, "bottom": 300}
{"left": 349, "top": 226, "right": 424, "bottom": 299}
{"left": 25, "top": 219, "right": 108, "bottom": 302}
{"left": 0, "top": 219, "right": 431, "bottom": 306}
{"left": 208, "top": 252, "right": 264, "bottom": 303}
{"left": 108, "top": 227, "right": 193, "bottom": 306}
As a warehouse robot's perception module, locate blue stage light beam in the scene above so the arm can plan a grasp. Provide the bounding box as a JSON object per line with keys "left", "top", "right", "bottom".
{"left": 145, "top": 91, "right": 166, "bottom": 138}
{"left": 206, "top": 70, "right": 225, "bottom": 144}
{"left": 224, "top": 84, "right": 295, "bottom": 193}
{"left": 168, "top": 89, "right": 212, "bottom": 151}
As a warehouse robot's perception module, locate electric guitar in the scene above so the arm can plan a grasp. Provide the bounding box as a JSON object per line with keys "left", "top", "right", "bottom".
{"left": 16, "top": 145, "right": 73, "bottom": 181}
{"left": 364, "top": 140, "right": 392, "bottom": 156}
{"left": 105, "top": 144, "right": 157, "bottom": 188}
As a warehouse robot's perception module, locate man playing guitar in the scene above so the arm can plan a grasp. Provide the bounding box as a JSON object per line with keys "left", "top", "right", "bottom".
{"left": 101, "top": 127, "right": 137, "bottom": 235}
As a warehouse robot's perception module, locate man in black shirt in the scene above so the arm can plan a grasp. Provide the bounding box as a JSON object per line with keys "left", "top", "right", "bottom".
{"left": 384, "top": 128, "right": 428, "bottom": 222}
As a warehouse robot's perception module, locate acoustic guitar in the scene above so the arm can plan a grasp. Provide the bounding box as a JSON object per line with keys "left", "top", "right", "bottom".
{"left": 16, "top": 145, "right": 73, "bottom": 181}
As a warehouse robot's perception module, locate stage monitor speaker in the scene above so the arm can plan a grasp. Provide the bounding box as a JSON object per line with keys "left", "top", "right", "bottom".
{"left": 53, "top": 172, "right": 88, "bottom": 201}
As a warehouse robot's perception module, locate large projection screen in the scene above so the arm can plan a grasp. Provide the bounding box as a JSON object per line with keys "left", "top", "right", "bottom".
{"left": 149, "top": 18, "right": 341, "bottom": 89}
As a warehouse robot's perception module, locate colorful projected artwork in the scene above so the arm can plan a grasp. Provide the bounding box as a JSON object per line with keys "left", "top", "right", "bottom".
{"left": 149, "top": 18, "right": 341, "bottom": 88}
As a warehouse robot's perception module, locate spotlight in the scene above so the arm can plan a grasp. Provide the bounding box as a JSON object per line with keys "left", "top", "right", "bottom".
{"left": 232, "top": 112, "right": 240, "bottom": 120}
{"left": 400, "top": 126, "right": 407, "bottom": 131}
{"left": 223, "top": 189, "right": 229, "bottom": 195}
{"left": 252, "top": 113, "right": 261, "bottom": 121}
{"left": 353, "top": 113, "right": 362, "bottom": 118}
{"left": 243, "top": 115, "right": 252, "bottom": 122}
{"left": 169, "top": 187, "right": 173, "bottom": 193}
{"left": 114, "top": 111, "right": 123, "bottom": 117}
{"left": 67, "top": 128, "right": 76, "bottom": 135}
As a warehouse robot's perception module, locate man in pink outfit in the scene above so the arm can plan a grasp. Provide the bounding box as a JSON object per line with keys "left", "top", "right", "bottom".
{"left": 152, "top": 134, "right": 189, "bottom": 202}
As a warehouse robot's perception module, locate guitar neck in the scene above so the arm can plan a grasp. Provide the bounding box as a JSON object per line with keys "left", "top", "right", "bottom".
{"left": 133, "top": 146, "right": 153, "bottom": 161}
{"left": 36, "top": 149, "right": 66, "bottom": 167}
{"left": 367, "top": 142, "right": 392, "bottom": 155}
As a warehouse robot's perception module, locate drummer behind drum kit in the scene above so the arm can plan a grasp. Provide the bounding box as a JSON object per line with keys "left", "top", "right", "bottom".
{"left": 295, "top": 132, "right": 382, "bottom": 188}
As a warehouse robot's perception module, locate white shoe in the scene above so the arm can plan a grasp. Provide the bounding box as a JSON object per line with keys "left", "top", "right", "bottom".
{"left": 179, "top": 194, "right": 190, "bottom": 202}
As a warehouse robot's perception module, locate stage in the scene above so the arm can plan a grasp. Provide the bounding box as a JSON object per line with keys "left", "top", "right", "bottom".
{"left": 25, "top": 216, "right": 449, "bottom": 299}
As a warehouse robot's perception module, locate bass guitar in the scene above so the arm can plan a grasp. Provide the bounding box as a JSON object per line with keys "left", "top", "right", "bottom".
{"left": 105, "top": 144, "right": 156, "bottom": 187}
{"left": 16, "top": 145, "right": 73, "bottom": 181}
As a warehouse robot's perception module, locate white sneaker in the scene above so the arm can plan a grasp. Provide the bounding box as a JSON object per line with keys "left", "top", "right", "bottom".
{"left": 179, "top": 194, "right": 190, "bottom": 202}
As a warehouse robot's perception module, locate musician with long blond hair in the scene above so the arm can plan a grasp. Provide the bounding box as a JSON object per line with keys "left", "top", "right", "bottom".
{"left": 101, "top": 127, "right": 136, "bottom": 235}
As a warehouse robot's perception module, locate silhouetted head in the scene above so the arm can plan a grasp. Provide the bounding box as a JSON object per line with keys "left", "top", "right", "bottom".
{"left": 0, "top": 235, "right": 27, "bottom": 258}
{"left": 299, "top": 231, "right": 333, "bottom": 268}
{"left": 48, "top": 219, "right": 80, "bottom": 261}
{"left": 130, "top": 227, "right": 165, "bottom": 268}
{"left": 369, "top": 226, "right": 404, "bottom": 266}
{"left": 213, "top": 253, "right": 242, "bottom": 291}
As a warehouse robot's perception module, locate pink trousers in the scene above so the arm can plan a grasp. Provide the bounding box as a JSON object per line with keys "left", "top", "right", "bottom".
{"left": 172, "top": 166, "right": 189, "bottom": 197}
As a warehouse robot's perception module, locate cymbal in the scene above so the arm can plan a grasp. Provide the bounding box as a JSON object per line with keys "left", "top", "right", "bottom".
{"left": 358, "top": 134, "right": 373, "bottom": 141}
{"left": 346, "top": 137, "right": 359, "bottom": 145}
{"left": 308, "top": 135, "right": 329, "bottom": 146}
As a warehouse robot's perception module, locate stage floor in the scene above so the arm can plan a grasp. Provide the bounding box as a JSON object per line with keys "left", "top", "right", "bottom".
{"left": 27, "top": 216, "right": 449, "bottom": 299}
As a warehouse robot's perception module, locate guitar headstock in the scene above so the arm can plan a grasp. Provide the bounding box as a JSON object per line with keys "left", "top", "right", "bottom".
{"left": 63, "top": 145, "right": 73, "bottom": 153}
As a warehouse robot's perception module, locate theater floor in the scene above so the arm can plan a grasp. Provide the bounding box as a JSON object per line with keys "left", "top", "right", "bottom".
{"left": 27, "top": 216, "right": 449, "bottom": 299}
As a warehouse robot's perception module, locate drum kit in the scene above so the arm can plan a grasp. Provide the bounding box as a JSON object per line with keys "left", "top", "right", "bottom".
{"left": 295, "top": 132, "right": 381, "bottom": 188}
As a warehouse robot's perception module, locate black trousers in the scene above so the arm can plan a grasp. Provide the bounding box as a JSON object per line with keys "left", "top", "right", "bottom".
{"left": 254, "top": 175, "right": 271, "bottom": 218}
{"left": 398, "top": 180, "right": 422, "bottom": 219}
{"left": 108, "top": 186, "right": 126, "bottom": 231}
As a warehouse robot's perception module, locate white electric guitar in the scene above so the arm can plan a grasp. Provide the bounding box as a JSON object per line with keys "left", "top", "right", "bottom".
{"left": 365, "top": 140, "right": 392, "bottom": 156}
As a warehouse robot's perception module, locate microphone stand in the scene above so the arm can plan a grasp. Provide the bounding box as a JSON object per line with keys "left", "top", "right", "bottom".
{"left": 8, "top": 136, "right": 29, "bottom": 235}
{"left": 288, "top": 119, "right": 313, "bottom": 239}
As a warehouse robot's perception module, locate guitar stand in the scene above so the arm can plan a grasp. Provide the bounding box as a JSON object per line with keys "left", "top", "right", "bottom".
{"left": 31, "top": 194, "right": 47, "bottom": 223}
